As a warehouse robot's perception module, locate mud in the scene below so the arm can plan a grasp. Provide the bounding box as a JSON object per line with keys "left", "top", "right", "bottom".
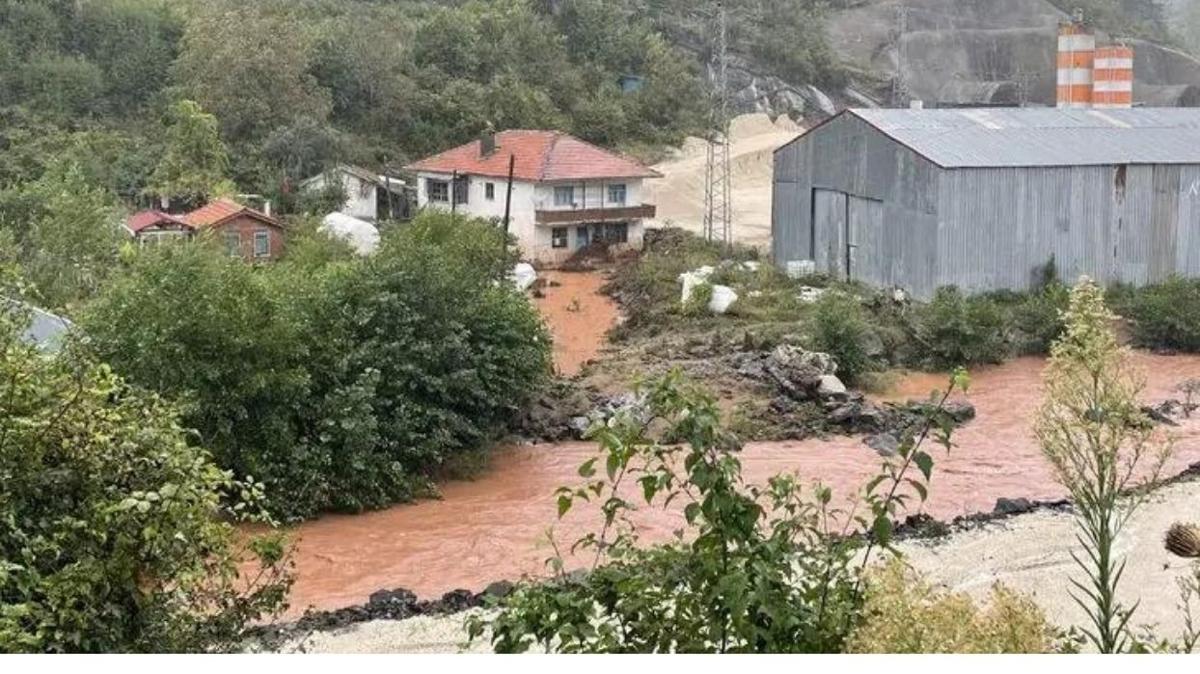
{"left": 278, "top": 352, "right": 1200, "bottom": 618}
{"left": 532, "top": 271, "right": 620, "bottom": 377}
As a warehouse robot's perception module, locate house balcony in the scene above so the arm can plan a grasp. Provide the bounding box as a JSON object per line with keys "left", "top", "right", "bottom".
{"left": 534, "top": 204, "right": 656, "bottom": 226}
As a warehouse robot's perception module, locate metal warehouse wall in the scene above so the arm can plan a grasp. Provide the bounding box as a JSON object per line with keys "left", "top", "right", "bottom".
{"left": 772, "top": 114, "right": 941, "bottom": 297}
{"left": 936, "top": 164, "right": 1200, "bottom": 293}
{"left": 772, "top": 116, "right": 1200, "bottom": 298}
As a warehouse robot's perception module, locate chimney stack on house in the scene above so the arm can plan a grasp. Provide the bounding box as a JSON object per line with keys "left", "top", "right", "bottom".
{"left": 1056, "top": 19, "right": 1134, "bottom": 109}
{"left": 480, "top": 124, "right": 497, "bottom": 157}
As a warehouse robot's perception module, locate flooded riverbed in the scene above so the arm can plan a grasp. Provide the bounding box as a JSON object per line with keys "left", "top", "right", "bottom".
{"left": 282, "top": 350, "right": 1200, "bottom": 616}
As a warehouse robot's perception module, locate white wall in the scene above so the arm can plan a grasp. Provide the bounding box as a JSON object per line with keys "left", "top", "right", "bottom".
{"left": 415, "top": 171, "right": 647, "bottom": 266}
{"left": 308, "top": 172, "right": 377, "bottom": 221}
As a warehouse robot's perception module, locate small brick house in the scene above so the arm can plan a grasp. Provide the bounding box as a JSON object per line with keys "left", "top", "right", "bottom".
{"left": 125, "top": 199, "right": 286, "bottom": 261}
{"left": 182, "top": 199, "right": 286, "bottom": 262}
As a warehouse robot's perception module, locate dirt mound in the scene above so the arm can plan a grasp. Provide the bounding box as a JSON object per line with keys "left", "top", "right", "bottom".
{"left": 646, "top": 113, "right": 803, "bottom": 250}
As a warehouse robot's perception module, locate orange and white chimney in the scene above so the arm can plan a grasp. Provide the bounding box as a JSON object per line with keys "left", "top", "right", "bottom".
{"left": 1057, "top": 21, "right": 1095, "bottom": 108}
{"left": 1093, "top": 45, "right": 1134, "bottom": 108}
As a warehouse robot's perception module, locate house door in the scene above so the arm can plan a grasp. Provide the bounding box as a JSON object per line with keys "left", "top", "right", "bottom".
{"left": 812, "top": 189, "right": 847, "bottom": 279}
{"left": 847, "top": 196, "right": 883, "bottom": 285}
{"left": 576, "top": 225, "right": 590, "bottom": 249}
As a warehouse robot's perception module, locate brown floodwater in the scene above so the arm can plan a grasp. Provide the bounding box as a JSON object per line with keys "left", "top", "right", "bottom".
{"left": 280, "top": 351, "right": 1200, "bottom": 617}
{"left": 532, "top": 270, "right": 619, "bottom": 376}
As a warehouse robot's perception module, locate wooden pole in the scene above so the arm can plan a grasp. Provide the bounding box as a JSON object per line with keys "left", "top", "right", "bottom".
{"left": 451, "top": 170, "right": 458, "bottom": 217}
{"left": 502, "top": 154, "right": 515, "bottom": 254}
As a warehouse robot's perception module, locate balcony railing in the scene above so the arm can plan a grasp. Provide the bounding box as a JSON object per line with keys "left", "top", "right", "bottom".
{"left": 534, "top": 204, "right": 656, "bottom": 225}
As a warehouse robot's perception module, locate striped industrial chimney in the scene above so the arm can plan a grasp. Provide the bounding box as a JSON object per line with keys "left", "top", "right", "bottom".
{"left": 1093, "top": 45, "right": 1134, "bottom": 108}
{"left": 1057, "top": 21, "right": 1095, "bottom": 108}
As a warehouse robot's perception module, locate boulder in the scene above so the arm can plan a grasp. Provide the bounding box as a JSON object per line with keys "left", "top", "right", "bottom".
{"left": 864, "top": 433, "right": 900, "bottom": 457}
{"left": 993, "top": 497, "right": 1035, "bottom": 516}
{"left": 817, "top": 374, "right": 847, "bottom": 398}
{"left": 765, "top": 345, "right": 837, "bottom": 398}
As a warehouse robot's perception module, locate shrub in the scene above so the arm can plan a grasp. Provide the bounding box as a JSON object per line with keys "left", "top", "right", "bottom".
{"left": 991, "top": 283, "right": 1070, "bottom": 356}
{"left": 911, "top": 286, "right": 1008, "bottom": 370}
{"left": 1110, "top": 277, "right": 1200, "bottom": 352}
{"left": 81, "top": 212, "right": 550, "bottom": 520}
{"left": 0, "top": 304, "right": 290, "bottom": 653}
{"left": 334, "top": 212, "right": 552, "bottom": 472}
{"left": 847, "top": 560, "right": 1054, "bottom": 653}
{"left": 810, "top": 290, "right": 877, "bottom": 384}
{"left": 1036, "top": 279, "right": 1172, "bottom": 653}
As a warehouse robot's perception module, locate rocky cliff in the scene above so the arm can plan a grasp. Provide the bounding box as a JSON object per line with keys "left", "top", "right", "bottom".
{"left": 730, "top": 0, "right": 1200, "bottom": 119}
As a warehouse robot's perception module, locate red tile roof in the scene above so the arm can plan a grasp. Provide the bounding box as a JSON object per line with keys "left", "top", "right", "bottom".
{"left": 405, "top": 130, "right": 662, "bottom": 182}
{"left": 126, "top": 210, "right": 193, "bottom": 234}
{"left": 182, "top": 198, "right": 283, "bottom": 229}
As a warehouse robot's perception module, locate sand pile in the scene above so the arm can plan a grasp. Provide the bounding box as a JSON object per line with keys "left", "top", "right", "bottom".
{"left": 646, "top": 113, "right": 803, "bottom": 249}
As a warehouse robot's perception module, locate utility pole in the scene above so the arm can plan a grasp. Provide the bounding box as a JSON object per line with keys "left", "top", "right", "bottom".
{"left": 502, "top": 154, "right": 515, "bottom": 254}
{"left": 892, "top": 1, "right": 910, "bottom": 107}
{"left": 703, "top": 0, "right": 732, "bottom": 249}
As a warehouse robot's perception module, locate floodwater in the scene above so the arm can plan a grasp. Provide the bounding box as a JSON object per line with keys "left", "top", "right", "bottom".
{"left": 281, "top": 355, "right": 1200, "bottom": 617}
{"left": 532, "top": 271, "right": 619, "bottom": 376}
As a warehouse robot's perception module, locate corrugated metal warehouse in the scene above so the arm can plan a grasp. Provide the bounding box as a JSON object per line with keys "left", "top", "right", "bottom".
{"left": 771, "top": 108, "right": 1200, "bottom": 298}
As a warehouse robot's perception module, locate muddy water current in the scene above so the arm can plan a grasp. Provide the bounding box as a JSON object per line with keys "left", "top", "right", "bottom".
{"left": 280, "top": 352, "right": 1200, "bottom": 616}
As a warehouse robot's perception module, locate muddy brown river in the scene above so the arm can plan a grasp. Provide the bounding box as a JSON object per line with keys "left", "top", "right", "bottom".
{"left": 281, "top": 351, "right": 1200, "bottom": 616}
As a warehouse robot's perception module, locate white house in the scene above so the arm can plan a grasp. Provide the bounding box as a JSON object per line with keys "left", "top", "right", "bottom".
{"left": 301, "top": 164, "right": 411, "bottom": 222}
{"left": 406, "top": 130, "right": 660, "bottom": 266}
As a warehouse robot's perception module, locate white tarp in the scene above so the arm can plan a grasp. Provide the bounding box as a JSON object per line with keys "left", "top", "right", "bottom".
{"left": 708, "top": 285, "right": 739, "bottom": 314}
{"left": 511, "top": 263, "right": 538, "bottom": 292}
{"left": 320, "top": 212, "right": 380, "bottom": 256}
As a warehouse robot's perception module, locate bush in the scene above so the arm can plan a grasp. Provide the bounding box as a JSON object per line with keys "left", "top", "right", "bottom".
{"left": 993, "top": 284, "right": 1070, "bottom": 355}
{"left": 847, "top": 560, "right": 1054, "bottom": 653}
{"left": 911, "top": 286, "right": 1008, "bottom": 370}
{"left": 810, "top": 290, "right": 877, "bottom": 384}
{"left": 81, "top": 212, "right": 550, "bottom": 520}
{"left": 1110, "top": 277, "right": 1200, "bottom": 352}
{"left": 0, "top": 304, "right": 290, "bottom": 653}
{"left": 334, "top": 212, "right": 552, "bottom": 471}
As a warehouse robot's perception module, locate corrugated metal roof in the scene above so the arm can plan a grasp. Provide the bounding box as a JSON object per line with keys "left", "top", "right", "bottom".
{"left": 846, "top": 108, "right": 1200, "bottom": 168}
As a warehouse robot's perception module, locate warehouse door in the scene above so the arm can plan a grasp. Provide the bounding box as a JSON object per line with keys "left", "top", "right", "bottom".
{"left": 848, "top": 196, "right": 883, "bottom": 285}
{"left": 812, "top": 189, "right": 847, "bottom": 279}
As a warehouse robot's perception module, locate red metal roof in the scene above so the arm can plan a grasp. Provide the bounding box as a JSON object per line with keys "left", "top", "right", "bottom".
{"left": 182, "top": 198, "right": 283, "bottom": 229}
{"left": 126, "top": 210, "right": 193, "bottom": 234}
{"left": 405, "top": 130, "right": 662, "bottom": 182}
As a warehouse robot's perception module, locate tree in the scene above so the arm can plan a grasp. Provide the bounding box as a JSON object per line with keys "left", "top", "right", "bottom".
{"left": 1036, "top": 278, "right": 1172, "bottom": 653}
{"left": 0, "top": 161, "right": 124, "bottom": 311}
{"left": 148, "top": 99, "right": 234, "bottom": 209}
{"left": 171, "top": 1, "right": 332, "bottom": 144}
{"left": 0, "top": 299, "right": 291, "bottom": 653}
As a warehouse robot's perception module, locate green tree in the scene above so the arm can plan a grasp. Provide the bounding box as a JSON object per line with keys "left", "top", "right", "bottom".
{"left": 148, "top": 100, "right": 234, "bottom": 209}
{"left": 171, "top": 1, "right": 332, "bottom": 144}
{"left": 0, "top": 300, "right": 291, "bottom": 653}
{"left": 1036, "top": 278, "right": 1172, "bottom": 653}
{"left": 0, "top": 161, "right": 124, "bottom": 311}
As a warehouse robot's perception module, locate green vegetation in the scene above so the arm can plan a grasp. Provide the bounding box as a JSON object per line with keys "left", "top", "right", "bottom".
{"left": 1109, "top": 277, "right": 1200, "bottom": 352}
{"left": 470, "top": 368, "right": 966, "bottom": 653}
{"left": 909, "top": 287, "right": 1008, "bottom": 371}
{"left": 0, "top": 0, "right": 712, "bottom": 213}
{"left": 1036, "top": 279, "right": 1172, "bottom": 653}
{"left": 810, "top": 291, "right": 877, "bottom": 384}
{"left": 80, "top": 213, "right": 551, "bottom": 520}
{"left": 0, "top": 297, "right": 290, "bottom": 653}
{"left": 847, "top": 560, "right": 1055, "bottom": 654}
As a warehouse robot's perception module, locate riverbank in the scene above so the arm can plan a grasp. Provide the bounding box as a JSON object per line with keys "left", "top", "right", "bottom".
{"left": 270, "top": 469, "right": 1200, "bottom": 653}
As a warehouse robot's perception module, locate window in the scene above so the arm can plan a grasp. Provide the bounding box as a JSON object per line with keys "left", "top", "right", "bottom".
{"left": 427, "top": 178, "right": 449, "bottom": 203}
{"left": 607, "top": 183, "right": 627, "bottom": 205}
{"left": 553, "top": 185, "right": 575, "bottom": 207}
{"left": 551, "top": 227, "right": 568, "bottom": 249}
{"left": 225, "top": 231, "right": 241, "bottom": 256}
{"left": 576, "top": 225, "right": 590, "bottom": 249}
{"left": 254, "top": 230, "right": 270, "bottom": 258}
{"left": 453, "top": 176, "right": 469, "bottom": 205}
{"left": 600, "top": 223, "right": 628, "bottom": 244}
{"left": 485, "top": 182, "right": 496, "bottom": 201}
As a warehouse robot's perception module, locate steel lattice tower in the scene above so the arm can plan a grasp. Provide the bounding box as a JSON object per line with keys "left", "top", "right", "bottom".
{"left": 703, "top": 1, "right": 732, "bottom": 248}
